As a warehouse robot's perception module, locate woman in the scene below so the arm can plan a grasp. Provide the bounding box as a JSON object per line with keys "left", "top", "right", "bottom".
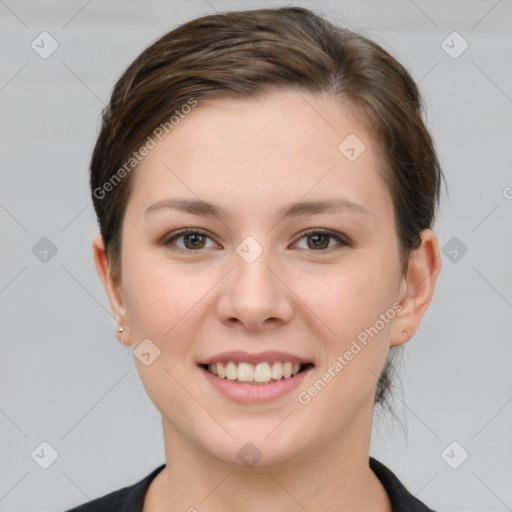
{"left": 66, "top": 6, "right": 442, "bottom": 511}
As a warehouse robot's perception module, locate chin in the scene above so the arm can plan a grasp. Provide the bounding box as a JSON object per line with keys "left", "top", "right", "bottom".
{"left": 200, "top": 421, "right": 311, "bottom": 470}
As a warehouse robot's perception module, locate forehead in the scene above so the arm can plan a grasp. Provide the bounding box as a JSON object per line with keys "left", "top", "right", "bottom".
{"left": 128, "top": 90, "right": 393, "bottom": 220}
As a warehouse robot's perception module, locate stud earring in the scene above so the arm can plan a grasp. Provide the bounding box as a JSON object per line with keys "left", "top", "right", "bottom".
{"left": 402, "top": 330, "right": 407, "bottom": 337}
{"left": 117, "top": 326, "right": 124, "bottom": 333}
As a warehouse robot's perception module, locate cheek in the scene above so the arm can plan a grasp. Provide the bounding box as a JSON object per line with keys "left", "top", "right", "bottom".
{"left": 297, "top": 249, "right": 401, "bottom": 399}
{"left": 305, "top": 256, "right": 399, "bottom": 336}
{"left": 120, "top": 240, "right": 196, "bottom": 342}
{"left": 123, "top": 269, "right": 199, "bottom": 343}
{"left": 292, "top": 260, "right": 398, "bottom": 427}
{"left": 119, "top": 256, "right": 207, "bottom": 408}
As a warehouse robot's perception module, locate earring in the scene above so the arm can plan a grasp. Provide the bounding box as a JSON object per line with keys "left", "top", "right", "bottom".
{"left": 402, "top": 329, "right": 407, "bottom": 337}
{"left": 117, "top": 326, "right": 124, "bottom": 333}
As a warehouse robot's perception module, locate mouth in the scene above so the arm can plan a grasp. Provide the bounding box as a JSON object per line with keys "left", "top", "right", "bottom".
{"left": 200, "top": 361, "right": 314, "bottom": 386}
{"left": 198, "top": 351, "right": 315, "bottom": 403}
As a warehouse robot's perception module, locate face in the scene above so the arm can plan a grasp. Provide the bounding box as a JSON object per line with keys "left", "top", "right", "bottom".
{"left": 96, "top": 90, "right": 434, "bottom": 469}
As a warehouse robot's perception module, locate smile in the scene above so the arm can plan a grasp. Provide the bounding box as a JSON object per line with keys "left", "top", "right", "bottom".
{"left": 204, "top": 361, "right": 312, "bottom": 385}
{"left": 198, "top": 350, "right": 314, "bottom": 403}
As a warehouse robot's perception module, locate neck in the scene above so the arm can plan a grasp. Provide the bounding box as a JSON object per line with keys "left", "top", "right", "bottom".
{"left": 145, "top": 403, "right": 391, "bottom": 512}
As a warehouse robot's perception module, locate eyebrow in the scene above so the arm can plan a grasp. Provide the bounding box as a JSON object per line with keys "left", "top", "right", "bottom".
{"left": 145, "top": 197, "right": 371, "bottom": 218}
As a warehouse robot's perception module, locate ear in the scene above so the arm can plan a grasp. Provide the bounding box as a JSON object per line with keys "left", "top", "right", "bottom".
{"left": 391, "top": 229, "right": 441, "bottom": 346}
{"left": 92, "top": 233, "right": 132, "bottom": 346}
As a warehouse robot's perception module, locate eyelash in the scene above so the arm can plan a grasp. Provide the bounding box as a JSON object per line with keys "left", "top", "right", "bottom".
{"left": 162, "top": 228, "right": 350, "bottom": 252}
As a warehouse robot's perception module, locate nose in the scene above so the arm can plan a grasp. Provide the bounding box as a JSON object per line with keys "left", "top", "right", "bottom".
{"left": 215, "top": 246, "right": 294, "bottom": 331}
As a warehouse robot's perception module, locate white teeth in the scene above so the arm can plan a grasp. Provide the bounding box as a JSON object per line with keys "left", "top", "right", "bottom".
{"left": 206, "top": 360, "right": 304, "bottom": 384}
{"left": 237, "top": 362, "right": 253, "bottom": 382}
{"left": 254, "top": 362, "right": 271, "bottom": 382}
{"left": 271, "top": 361, "right": 283, "bottom": 380}
{"left": 225, "top": 361, "right": 237, "bottom": 380}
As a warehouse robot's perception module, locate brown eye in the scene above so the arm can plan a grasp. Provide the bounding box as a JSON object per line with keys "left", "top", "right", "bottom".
{"left": 293, "top": 230, "right": 349, "bottom": 251}
{"left": 307, "top": 233, "right": 330, "bottom": 250}
{"left": 183, "top": 233, "right": 206, "bottom": 249}
{"left": 164, "top": 230, "right": 217, "bottom": 251}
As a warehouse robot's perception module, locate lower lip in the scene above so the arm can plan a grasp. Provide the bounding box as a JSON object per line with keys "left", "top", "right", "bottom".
{"left": 199, "top": 365, "right": 314, "bottom": 404}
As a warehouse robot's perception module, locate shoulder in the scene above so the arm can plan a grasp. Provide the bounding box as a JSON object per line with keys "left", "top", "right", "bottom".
{"left": 370, "top": 457, "right": 437, "bottom": 512}
{"left": 63, "top": 464, "right": 166, "bottom": 512}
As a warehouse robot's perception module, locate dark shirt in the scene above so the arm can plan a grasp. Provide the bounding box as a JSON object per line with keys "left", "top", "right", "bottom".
{"left": 64, "top": 457, "right": 436, "bottom": 512}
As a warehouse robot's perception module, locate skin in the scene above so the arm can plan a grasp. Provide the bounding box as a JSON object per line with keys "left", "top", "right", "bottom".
{"left": 93, "top": 90, "right": 440, "bottom": 512}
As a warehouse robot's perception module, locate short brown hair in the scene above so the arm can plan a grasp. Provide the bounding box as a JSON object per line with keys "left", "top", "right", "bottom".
{"left": 90, "top": 6, "right": 443, "bottom": 408}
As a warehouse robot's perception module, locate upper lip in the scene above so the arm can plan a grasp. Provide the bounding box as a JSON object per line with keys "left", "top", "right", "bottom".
{"left": 199, "top": 351, "right": 313, "bottom": 366}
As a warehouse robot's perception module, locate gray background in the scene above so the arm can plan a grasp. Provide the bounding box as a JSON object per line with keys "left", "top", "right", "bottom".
{"left": 1, "top": 1, "right": 511, "bottom": 511}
